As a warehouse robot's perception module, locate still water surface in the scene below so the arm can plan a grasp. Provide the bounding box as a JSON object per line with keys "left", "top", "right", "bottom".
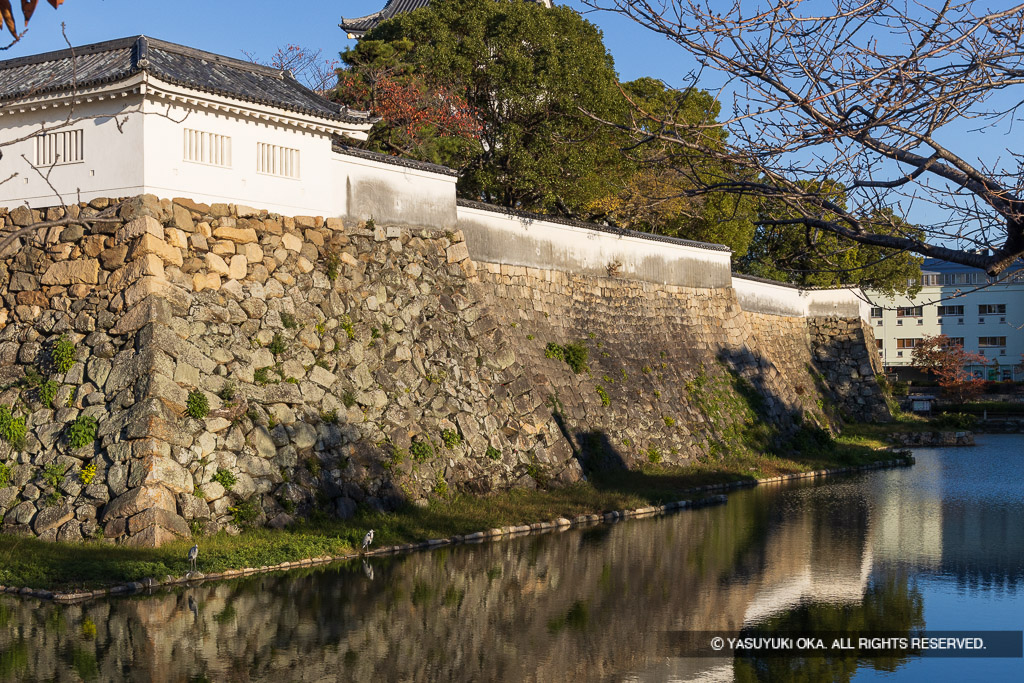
{"left": 1, "top": 435, "right": 1022, "bottom": 682}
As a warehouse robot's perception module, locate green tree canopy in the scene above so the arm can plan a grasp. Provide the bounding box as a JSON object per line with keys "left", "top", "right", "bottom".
{"left": 340, "top": 0, "right": 632, "bottom": 216}
{"left": 587, "top": 77, "right": 759, "bottom": 258}
{"left": 736, "top": 182, "right": 923, "bottom": 296}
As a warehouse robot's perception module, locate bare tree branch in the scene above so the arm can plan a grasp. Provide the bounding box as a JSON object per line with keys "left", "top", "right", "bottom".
{"left": 582, "top": 0, "right": 1024, "bottom": 274}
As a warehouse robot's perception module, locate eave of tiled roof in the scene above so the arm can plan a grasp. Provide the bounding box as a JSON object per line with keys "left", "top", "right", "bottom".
{"left": 332, "top": 141, "right": 460, "bottom": 177}
{"left": 0, "top": 36, "right": 374, "bottom": 125}
{"left": 341, "top": 0, "right": 432, "bottom": 36}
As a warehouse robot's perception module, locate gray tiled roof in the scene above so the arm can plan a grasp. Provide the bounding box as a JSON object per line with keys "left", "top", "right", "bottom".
{"left": 0, "top": 36, "right": 374, "bottom": 124}
{"left": 341, "top": 0, "right": 551, "bottom": 37}
{"left": 341, "top": 0, "right": 433, "bottom": 36}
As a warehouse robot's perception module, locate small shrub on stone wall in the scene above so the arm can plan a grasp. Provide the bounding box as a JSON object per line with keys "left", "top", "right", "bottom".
{"left": 440, "top": 429, "right": 462, "bottom": 448}
{"left": 218, "top": 382, "right": 236, "bottom": 402}
{"left": 341, "top": 390, "right": 357, "bottom": 408}
{"left": 254, "top": 367, "right": 274, "bottom": 385}
{"left": 646, "top": 446, "right": 662, "bottom": 464}
{"left": 595, "top": 385, "right": 610, "bottom": 407}
{"left": 485, "top": 445, "right": 501, "bottom": 460}
{"left": 545, "top": 342, "right": 565, "bottom": 362}
{"left": 433, "top": 472, "right": 449, "bottom": 497}
{"left": 545, "top": 341, "right": 589, "bottom": 374}
{"left": 268, "top": 333, "right": 286, "bottom": 356}
{"left": 42, "top": 462, "right": 67, "bottom": 488}
{"left": 0, "top": 462, "right": 11, "bottom": 487}
{"left": 213, "top": 468, "right": 237, "bottom": 490}
{"left": 228, "top": 498, "right": 260, "bottom": 526}
{"left": 186, "top": 390, "right": 210, "bottom": 419}
{"left": 51, "top": 335, "right": 77, "bottom": 374}
{"left": 305, "top": 457, "right": 322, "bottom": 478}
{"left": 39, "top": 379, "right": 59, "bottom": 409}
{"left": 340, "top": 315, "right": 356, "bottom": 340}
{"left": 326, "top": 253, "right": 341, "bottom": 282}
{"left": 281, "top": 312, "right": 298, "bottom": 329}
{"left": 410, "top": 438, "right": 434, "bottom": 462}
{"left": 0, "top": 405, "right": 27, "bottom": 450}
{"left": 67, "top": 415, "right": 98, "bottom": 449}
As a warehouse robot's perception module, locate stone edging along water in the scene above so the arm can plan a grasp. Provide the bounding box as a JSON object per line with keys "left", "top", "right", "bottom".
{"left": 3, "top": 455, "right": 914, "bottom": 604}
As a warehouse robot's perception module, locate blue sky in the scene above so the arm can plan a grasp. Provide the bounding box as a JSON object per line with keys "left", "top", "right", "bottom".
{"left": 6, "top": 0, "right": 1009, "bottom": 245}
{"left": 4, "top": 1, "right": 695, "bottom": 86}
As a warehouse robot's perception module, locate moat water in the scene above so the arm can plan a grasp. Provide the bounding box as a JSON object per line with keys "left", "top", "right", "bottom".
{"left": 1, "top": 435, "right": 1022, "bottom": 681}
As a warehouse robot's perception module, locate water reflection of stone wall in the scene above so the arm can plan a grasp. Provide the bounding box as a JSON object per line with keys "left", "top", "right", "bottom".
{"left": 0, "top": 481, "right": 889, "bottom": 682}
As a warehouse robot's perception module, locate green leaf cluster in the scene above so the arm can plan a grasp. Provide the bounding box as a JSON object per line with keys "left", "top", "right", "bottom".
{"left": 51, "top": 336, "right": 76, "bottom": 374}
{"left": 186, "top": 390, "right": 210, "bottom": 420}
{"left": 67, "top": 415, "right": 98, "bottom": 449}
{"left": 0, "top": 405, "right": 27, "bottom": 450}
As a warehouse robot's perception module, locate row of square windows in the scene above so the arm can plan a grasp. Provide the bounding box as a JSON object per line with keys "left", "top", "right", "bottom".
{"left": 887, "top": 337, "right": 1007, "bottom": 349}
{"left": 870, "top": 304, "right": 1007, "bottom": 317}
{"left": 35, "top": 129, "right": 301, "bottom": 179}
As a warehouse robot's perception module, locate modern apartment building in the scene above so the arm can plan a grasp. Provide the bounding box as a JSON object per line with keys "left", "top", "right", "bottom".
{"left": 868, "top": 258, "right": 1024, "bottom": 381}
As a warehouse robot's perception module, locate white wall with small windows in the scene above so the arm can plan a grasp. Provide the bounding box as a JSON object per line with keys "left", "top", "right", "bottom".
{"left": 867, "top": 258, "right": 1024, "bottom": 380}
{"left": 0, "top": 97, "right": 146, "bottom": 208}
{"left": 141, "top": 98, "right": 342, "bottom": 217}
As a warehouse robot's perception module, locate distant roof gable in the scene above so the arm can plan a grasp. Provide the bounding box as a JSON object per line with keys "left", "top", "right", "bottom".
{"left": 341, "top": 0, "right": 552, "bottom": 37}
{"left": 0, "top": 35, "right": 374, "bottom": 125}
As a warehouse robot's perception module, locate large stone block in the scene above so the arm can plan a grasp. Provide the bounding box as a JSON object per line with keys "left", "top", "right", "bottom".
{"left": 32, "top": 502, "right": 74, "bottom": 535}
{"left": 131, "top": 232, "right": 184, "bottom": 267}
{"left": 102, "top": 486, "right": 177, "bottom": 521}
{"left": 40, "top": 259, "right": 99, "bottom": 285}
{"left": 129, "top": 456, "right": 193, "bottom": 494}
{"left": 126, "top": 507, "right": 192, "bottom": 538}
{"left": 116, "top": 215, "right": 164, "bottom": 244}
{"left": 107, "top": 253, "right": 165, "bottom": 291}
{"left": 110, "top": 296, "right": 172, "bottom": 336}
{"left": 121, "top": 524, "right": 180, "bottom": 547}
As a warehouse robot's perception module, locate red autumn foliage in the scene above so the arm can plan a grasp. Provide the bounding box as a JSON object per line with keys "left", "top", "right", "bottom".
{"left": 336, "top": 70, "right": 481, "bottom": 156}
{"left": 912, "top": 335, "right": 988, "bottom": 404}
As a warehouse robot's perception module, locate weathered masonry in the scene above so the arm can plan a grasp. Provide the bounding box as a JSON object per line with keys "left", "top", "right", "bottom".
{"left": 0, "top": 37, "right": 888, "bottom": 545}
{"left": 0, "top": 194, "right": 887, "bottom": 546}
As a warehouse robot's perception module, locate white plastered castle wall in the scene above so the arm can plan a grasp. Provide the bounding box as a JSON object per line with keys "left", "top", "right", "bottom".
{"left": 0, "top": 96, "right": 146, "bottom": 208}
{"left": 141, "top": 96, "right": 342, "bottom": 217}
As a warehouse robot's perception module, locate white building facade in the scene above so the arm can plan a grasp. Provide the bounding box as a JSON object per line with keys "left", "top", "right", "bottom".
{"left": 0, "top": 36, "right": 459, "bottom": 225}
{"left": 868, "top": 259, "right": 1024, "bottom": 380}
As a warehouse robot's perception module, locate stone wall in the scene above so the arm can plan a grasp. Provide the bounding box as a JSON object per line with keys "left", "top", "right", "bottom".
{"left": 0, "top": 196, "right": 889, "bottom": 546}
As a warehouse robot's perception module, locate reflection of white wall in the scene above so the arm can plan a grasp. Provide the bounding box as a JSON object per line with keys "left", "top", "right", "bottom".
{"left": 872, "top": 464, "right": 944, "bottom": 569}
{"left": 742, "top": 546, "right": 873, "bottom": 626}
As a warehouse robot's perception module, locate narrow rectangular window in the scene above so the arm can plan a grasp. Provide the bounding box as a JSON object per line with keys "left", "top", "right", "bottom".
{"left": 35, "top": 129, "right": 84, "bottom": 166}
{"left": 256, "top": 142, "right": 300, "bottom": 179}
{"left": 896, "top": 338, "right": 921, "bottom": 349}
{"left": 978, "top": 304, "right": 1006, "bottom": 315}
{"left": 937, "top": 305, "right": 964, "bottom": 316}
{"left": 978, "top": 337, "right": 1007, "bottom": 347}
{"left": 183, "top": 129, "right": 232, "bottom": 167}
{"left": 870, "top": 307, "right": 883, "bottom": 318}
{"left": 896, "top": 306, "right": 923, "bottom": 317}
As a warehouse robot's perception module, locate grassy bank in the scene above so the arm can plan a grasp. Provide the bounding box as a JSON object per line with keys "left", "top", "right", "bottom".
{"left": 0, "top": 431, "right": 904, "bottom": 593}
